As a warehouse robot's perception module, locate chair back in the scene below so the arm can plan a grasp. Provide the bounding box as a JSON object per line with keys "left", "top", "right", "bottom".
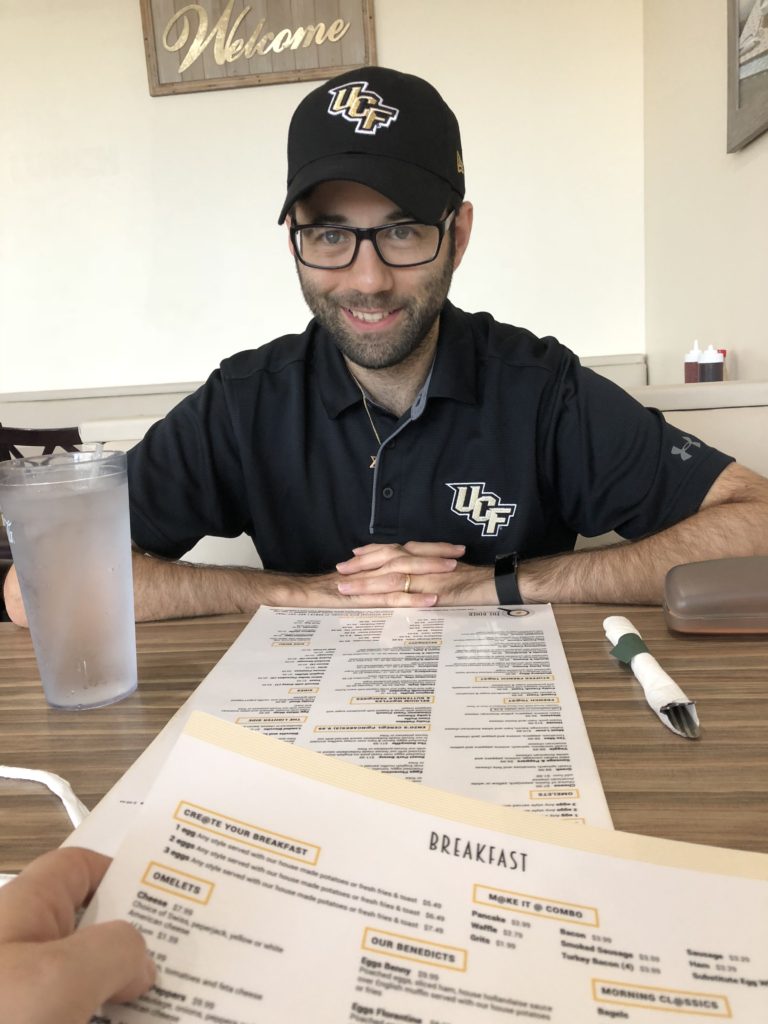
{"left": 0, "top": 424, "right": 85, "bottom": 570}
{"left": 0, "top": 424, "right": 83, "bottom": 462}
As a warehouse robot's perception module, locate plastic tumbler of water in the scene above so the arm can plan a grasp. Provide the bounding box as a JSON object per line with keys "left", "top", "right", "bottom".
{"left": 0, "top": 445, "right": 137, "bottom": 709}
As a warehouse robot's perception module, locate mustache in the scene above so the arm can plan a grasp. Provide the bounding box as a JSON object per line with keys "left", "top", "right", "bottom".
{"left": 332, "top": 292, "right": 405, "bottom": 310}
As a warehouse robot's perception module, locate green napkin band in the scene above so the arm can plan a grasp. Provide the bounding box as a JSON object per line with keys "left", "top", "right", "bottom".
{"left": 609, "top": 632, "right": 649, "bottom": 664}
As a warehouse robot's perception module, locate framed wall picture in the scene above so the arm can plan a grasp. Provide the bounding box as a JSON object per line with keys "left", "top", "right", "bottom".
{"left": 728, "top": 0, "right": 768, "bottom": 150}
{"left": 140, "top": 0, "right": 377, "bottom": 97}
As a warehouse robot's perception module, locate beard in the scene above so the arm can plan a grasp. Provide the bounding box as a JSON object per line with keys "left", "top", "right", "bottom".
{"left": 296, "top": 241, "right": 455, "bottom": 371}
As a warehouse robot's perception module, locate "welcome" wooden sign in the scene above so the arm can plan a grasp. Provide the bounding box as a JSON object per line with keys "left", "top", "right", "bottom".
{"left": 140, "top": 1, "right": 377, "bottom": 96}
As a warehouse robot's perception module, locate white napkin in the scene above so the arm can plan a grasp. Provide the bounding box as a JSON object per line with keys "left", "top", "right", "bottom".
{"left": 0, "top": 766, "right": 89, "bottom": 886}
{"left": 603, "top": 616, "right": 699, "bottom": 738}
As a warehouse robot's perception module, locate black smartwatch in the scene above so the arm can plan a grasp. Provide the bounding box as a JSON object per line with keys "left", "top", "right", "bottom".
{"left": 494, "top": 552, "right": 522, "bottom": 605}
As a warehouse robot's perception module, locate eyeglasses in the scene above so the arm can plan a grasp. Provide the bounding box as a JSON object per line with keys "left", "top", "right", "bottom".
{"left": 290, "top": 212, "right": 455, "bottom": 270}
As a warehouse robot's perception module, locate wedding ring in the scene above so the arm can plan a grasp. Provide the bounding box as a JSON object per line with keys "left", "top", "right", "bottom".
{"left": 403, "top": 574, "right": 412, "bottom": 594}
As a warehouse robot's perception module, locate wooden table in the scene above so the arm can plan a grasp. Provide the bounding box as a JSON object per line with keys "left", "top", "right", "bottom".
{"left": 1, "top": 607, "right": 766, "bottom": 873}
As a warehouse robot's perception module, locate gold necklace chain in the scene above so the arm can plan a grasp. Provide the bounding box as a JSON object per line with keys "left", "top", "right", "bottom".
{"left": 350, "top": 375, "right": 382, "bottom": 469}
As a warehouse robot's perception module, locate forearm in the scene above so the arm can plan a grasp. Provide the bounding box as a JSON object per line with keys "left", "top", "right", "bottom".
{"left": 3, "top": 545, "right": 463, "bottom": 627}
{"left": 519, "top": 473, "right": 768, "bottom": 605}
{"left": 3, "top": 566, "right": 25, "bottom": 626}
{"left": 2, "top": 555, "right": 279, "bottom": 627}
{"left": 131, "top": 549, "right": 348, "bottom": 621}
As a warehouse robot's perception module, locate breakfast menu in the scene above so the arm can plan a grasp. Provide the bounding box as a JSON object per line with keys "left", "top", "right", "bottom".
{"left": 81, "top": 713, "right": 768, "bottom": 1024}
{"left": 71, "top": 605, "right": 611, "bottom": 860}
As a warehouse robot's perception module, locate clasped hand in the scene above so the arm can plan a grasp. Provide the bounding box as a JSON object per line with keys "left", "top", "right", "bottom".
{"left": 335, "top": 541, "right": 496, "bottom": 607}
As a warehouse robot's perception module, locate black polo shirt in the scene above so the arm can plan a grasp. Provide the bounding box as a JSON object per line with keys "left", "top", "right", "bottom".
{"left": 127, "top": 302, "right": 733, "bottom": 571}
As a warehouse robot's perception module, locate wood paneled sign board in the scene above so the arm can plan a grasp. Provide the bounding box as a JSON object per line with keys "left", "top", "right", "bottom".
{"left": 139, "top": 0, "right": 377, "bottom": 96}
{"left": 727, "top": 0, "right": 768, "bottom": 151}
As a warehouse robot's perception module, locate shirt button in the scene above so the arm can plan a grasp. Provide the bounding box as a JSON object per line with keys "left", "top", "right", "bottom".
{"left": 382, "top": 486, "right": 394, "bottom": 499}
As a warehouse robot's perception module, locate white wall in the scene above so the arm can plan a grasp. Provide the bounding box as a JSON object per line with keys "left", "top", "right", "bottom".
{"left": 644, "top": 0, "right": 768, "bottom": 385}
{"left": 391, "top": 1, "right": 645, "bottom": 361}
{"left": 1, "top": 0, "right": 645, "bottom": 394}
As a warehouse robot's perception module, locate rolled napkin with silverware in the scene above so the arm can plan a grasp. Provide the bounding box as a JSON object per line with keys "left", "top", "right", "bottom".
{"left": 603, "top": 615, "right": 700, "bottom": 739}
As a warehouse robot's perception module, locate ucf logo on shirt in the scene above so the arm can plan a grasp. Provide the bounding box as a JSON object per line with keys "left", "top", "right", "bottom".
{"left": 446, "top": 482, "right": 516, "bottom": 537}
{"left": 327, "top": 81, "right": 399, "bottom": 135}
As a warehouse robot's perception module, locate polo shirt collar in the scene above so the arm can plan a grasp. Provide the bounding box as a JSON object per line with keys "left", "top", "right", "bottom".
{"left": 312, "top": 322, "right": 364, "bottom": 419}
{"left": 427, "top": 301, "right": 479, "bottom": 405}
{"left": 314, "top": 300, "right": 479, "bottom": 420}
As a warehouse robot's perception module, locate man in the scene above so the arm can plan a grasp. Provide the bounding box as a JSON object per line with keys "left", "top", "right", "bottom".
{"left": 0, "top": 847, "right": 155, "bottom": 1023}
{"left": 5, "top": 67, "right": 768, "bottom": 624}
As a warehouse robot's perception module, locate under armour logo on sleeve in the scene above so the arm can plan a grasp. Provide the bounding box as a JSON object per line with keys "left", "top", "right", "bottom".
{"left": 671, "top": 436, "right": 701, "bottom": 461}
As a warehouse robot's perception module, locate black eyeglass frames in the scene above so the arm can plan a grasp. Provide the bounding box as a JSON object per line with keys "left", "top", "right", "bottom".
{"left": 290, "top": 211, "right": 455, "bottom": 270}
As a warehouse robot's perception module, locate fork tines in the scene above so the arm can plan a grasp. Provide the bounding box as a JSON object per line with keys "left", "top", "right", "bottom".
{"left": 661, "top": 701, "right": 700, "bottom": 740}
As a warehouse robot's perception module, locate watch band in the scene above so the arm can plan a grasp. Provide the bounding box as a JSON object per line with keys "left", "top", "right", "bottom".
{"left": 494, "top": 552, "right": 522, "bottom": 605}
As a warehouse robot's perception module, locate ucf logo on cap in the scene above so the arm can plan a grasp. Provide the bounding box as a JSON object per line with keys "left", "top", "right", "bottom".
{"left": 327, "top": 81, "right": 399, "bottom": 135}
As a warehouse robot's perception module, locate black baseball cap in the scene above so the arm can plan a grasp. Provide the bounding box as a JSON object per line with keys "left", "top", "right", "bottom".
{"left": 278, "top": 66, "right": 465, "bottom": 224}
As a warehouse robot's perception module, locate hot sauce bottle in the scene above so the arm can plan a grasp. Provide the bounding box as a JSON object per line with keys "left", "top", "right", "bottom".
{"left": 684, "top": 339, "right": 701, "bottom": 383}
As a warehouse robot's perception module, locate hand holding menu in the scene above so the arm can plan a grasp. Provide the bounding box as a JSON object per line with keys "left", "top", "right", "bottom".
{"left": 81, "top": 712, "right": 768, "bottom": 1024}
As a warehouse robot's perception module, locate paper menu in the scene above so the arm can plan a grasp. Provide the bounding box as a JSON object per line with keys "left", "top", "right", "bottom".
{"left": 292, "top": 605, "right": 606, "bottom": 814}
{"left": 82, "top": 712, "right": 767, "bottom": 1024}
{"left": 71, "top": 605, "right": 611, "bottom": 859}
